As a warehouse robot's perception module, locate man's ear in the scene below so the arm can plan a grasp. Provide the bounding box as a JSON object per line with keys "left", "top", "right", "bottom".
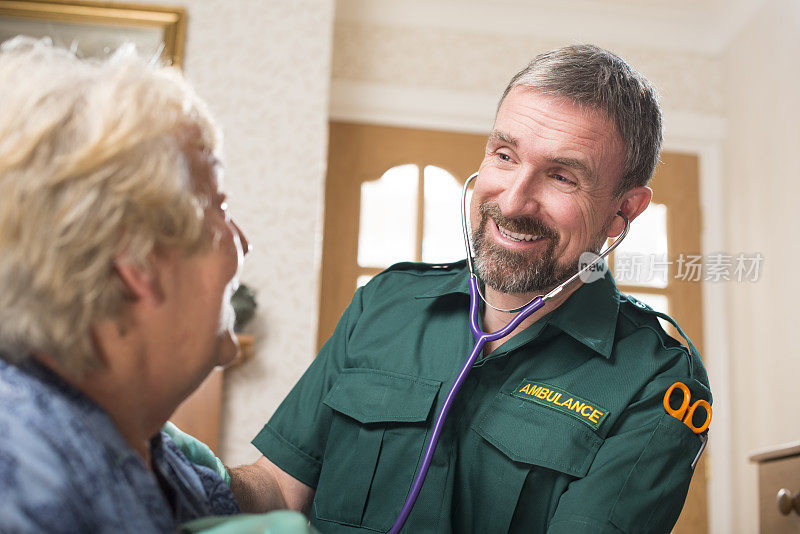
{"left": 113, "top": 254, "right": 164, "bottom": 305}
{"left": 607, "top": 186, "right": 653, "bottom": 237}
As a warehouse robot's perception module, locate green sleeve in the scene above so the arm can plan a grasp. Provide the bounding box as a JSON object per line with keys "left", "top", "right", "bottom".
{"left": 251, "top": 288, "right": 365, "bottom": 489}
{"left": 547, "top": 372, "right": 712, "bottom": 534}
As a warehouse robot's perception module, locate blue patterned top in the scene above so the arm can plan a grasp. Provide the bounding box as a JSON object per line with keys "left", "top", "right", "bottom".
{"left": 0, "top": 354, "right": 240, "bottom": 533}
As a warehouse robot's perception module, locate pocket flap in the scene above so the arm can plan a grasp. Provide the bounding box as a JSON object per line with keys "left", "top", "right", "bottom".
{"left": 473, "top": 393, "right": 603, "bottom": 478}
{"left": 323, "top": 369, "right": 441, "bottom": 424}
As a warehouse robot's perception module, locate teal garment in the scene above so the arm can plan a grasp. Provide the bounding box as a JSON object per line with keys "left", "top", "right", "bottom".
{"left": 163, "top": 421, "right": 230, "bottom": 485}
{"left": 182, "top": 511, "right": 318, "bottom": 534}
{"left": 253, "top": 261, "right": 711, "bottom": 533}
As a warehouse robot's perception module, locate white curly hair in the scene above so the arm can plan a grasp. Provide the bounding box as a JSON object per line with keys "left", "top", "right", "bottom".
{"left": 0, "top": 37, "right": 222, "bottom": 375}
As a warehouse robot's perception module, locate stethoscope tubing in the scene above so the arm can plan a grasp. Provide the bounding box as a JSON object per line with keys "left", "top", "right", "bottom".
{"left": 387, "top": 171, "right": 629, "bottom": 533}
{"left": 388, "top": 281, "right": 545, "bottom": 533}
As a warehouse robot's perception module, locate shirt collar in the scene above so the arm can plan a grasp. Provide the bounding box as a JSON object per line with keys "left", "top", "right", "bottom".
{"left": 414, "top": 261, "right": 471, "bottom": 299}
{"left": 416, "top": 264, "right": 620, "bottom": 358}
{"left": 546, "top": 273, "right": 620, "bottom": 358}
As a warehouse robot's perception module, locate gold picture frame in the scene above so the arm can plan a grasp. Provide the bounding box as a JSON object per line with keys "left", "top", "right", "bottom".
{"left": 0, "top": 0, "right": 186, "bottom": 67}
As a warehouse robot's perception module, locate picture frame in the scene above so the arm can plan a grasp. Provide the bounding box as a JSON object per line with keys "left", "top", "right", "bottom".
{"left": 0, "top": 0, "right": 186, "bottom": 67}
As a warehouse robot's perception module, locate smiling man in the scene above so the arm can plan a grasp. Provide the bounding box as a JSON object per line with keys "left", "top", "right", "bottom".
{"left": 228, "top": 45, "right": 711, "bottom": 533}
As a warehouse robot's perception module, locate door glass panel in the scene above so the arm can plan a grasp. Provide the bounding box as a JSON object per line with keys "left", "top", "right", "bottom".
{"left": 613, "top": 202, "right": 669, "bottom": 288}
{"left": 422, "top": 165, "right": 469, "bottom": 263}
{"left": 357, "top": 164, "right": 418, "bottom": 267}
{"left": 356, "top": 274, "right": 373, "bottom": 288}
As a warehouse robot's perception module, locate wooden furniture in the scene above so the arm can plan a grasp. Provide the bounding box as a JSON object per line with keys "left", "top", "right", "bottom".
{"left": 750, "top": 441, "right": 800, "bottom": 533}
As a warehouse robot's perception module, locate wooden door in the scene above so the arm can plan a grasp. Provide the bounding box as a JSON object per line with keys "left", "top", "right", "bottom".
{"left": 318, "top": 122, "right": 486, "bottom": 350}
{"left": 319, "top": 122, "right": 707, "bottom": 533}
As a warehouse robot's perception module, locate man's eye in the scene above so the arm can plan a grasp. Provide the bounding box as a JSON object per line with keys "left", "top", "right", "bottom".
{"left": 553, "top": 174, "right": 574, "bottom": 184}
{"left": 497, "top": 152, "right": 512, "bottom": 162}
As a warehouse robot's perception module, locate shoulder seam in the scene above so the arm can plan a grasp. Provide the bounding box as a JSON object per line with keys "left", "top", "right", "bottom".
{"left": 617, "top": 304, "right": 695, "bottom": 379}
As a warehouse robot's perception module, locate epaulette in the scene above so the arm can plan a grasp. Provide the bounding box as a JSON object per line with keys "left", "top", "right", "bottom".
{"left": 621, "top": 294, "right": 655, "bottom": 312}
{"left": 381, "top": 260, "right": 466, "bottom": 275}
{"left": 618, "top": 293, "right": 702, "bottom": 364}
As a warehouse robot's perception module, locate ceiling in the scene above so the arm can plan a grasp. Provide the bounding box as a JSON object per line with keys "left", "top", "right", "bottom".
{"left": 335, "top": 0, "right": 768, "bottom": 54}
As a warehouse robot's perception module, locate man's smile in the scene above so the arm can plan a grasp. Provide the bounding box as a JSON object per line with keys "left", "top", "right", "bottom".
{"left": 497, "top": 223, "right": 544, "bottom": 242}
{"left": 490, "top": 218, "right": 549, "bottom": 250}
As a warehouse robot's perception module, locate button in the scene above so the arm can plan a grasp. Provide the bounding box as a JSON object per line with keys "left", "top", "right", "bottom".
{"left": 778, "top": 488, "right": 793, "bottom": 515}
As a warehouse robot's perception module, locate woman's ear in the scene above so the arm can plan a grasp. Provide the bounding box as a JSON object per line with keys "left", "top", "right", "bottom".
{"left": 113, "top": 254, "right": 164, "bottom": 306}
{"left": 607, "top": 186, "right": 653, "bottom": 237}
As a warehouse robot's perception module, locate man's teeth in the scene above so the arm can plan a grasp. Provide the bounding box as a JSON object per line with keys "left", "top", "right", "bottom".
{"left": 499, "top": 226, "right": 541, "bottom": 242}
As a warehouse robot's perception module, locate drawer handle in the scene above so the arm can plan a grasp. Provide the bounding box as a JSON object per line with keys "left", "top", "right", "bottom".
{"left": 777, "top": 489, "right": 800, "bottom": 515}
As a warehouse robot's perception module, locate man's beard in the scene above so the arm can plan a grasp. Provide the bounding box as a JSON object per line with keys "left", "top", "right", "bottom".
{"left": 472, "top": 203, "right": 602, "bottom": 294}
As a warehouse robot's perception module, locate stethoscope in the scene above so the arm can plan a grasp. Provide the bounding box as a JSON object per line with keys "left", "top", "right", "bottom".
{"left": 388, "top": 171, "right": 631, "bottom": 533}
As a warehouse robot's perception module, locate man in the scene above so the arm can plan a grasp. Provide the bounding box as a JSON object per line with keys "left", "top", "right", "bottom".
{"left": 229, "top": 45, "right": 711, "bottom": 533}
{"left": 0, "top": 38, "right": 313, "bottom": 533}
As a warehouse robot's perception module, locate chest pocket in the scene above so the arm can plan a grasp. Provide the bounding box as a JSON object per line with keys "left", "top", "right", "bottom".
{"left": 474, "top": 392, "right": 603, "bottom": 476}
{"left": 315, "top": 368, "right": 441, "bottom": 531}
{"left": 468, "top": 392, "right": 604, "bottom": 531}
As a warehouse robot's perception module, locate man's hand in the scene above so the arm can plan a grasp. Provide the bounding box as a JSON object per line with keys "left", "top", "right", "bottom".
{"left": 229, "top": 456, "right": 315, "bottom": 515}
{"left": 162, "top": 421, "right": 230, "bottom": 485}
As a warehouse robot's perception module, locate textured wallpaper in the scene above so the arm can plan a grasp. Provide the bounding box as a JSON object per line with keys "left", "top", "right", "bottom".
{"left": 332, "top": 22, "right": 724, "bottom": 115}
{"left": 135, "top": 0, "right": 335, "bottom": 465}
{"left": 188, "top": 0, "right": 334, "bottom": 466}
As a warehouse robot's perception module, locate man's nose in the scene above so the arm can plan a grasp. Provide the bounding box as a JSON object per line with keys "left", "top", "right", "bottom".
{"left": 499, "top": 170, "right": 542, "bottom": 217}
{"left": 231, "top": 220, "right": 251, "bottom": 257}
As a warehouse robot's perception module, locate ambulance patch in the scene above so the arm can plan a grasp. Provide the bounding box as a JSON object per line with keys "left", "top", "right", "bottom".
{"left": 513, "top": 380, "right": 609, "bottom": 431}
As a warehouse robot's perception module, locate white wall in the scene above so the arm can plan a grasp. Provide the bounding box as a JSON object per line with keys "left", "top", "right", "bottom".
{"left": 724, "top": 0, "right": 800, "bottom": 530}
{"left": 330, "top": 0, "right": 732, "bottom": 135}
{"left": 135, "top": 0, "right": 335, "bottom": 465}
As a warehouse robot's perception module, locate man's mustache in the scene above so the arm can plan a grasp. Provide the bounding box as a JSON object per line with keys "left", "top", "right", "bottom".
{"left": 479, "top": 202, "right": 559, "bottom": 242}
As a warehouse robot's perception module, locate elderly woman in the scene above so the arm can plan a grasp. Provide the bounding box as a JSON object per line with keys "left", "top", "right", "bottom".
{"left": 0, "top": 38, "right": 309, "bottom": 533}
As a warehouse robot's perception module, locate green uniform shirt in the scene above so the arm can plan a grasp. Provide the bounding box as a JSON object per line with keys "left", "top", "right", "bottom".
{"left": 253, "top": 261, "right": 711, "bottom": 534}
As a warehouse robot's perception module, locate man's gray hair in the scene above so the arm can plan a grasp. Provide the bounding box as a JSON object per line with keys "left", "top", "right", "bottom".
{"left": 0, "top": 37, "right": 220, "bottom": 376}
{"left": 500, "top": 44, "right": 662, "bottom": 195}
